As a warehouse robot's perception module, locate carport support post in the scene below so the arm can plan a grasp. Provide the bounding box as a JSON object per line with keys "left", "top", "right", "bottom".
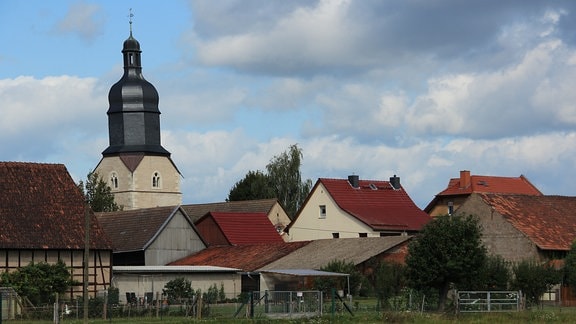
{"left": 331, "top": 288, "right": 336, "bottom": 317}
{"left": 250, "top": 292, "right": 254, "bottom": 318}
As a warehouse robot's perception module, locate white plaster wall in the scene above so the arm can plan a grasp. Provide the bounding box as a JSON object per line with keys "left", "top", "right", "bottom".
{"left": 287, "top": 183, "right": 374, "bottom": 241}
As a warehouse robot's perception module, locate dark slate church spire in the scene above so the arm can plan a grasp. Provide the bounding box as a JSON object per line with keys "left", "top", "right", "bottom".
{"left": 102, "top": 16, "right": 170, "bottom": 156}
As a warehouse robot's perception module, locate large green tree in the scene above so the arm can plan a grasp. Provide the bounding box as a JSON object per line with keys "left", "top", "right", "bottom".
{"left": 0, "top": 260, "right": 75, "bottom": 306}
{"left": 77, "top": 170, "right": 120, "bottom": 212}
{"left": 227, "top": 170, "right": 275, "bottom": 202}
{"left": 227, "top": 144, "right": 312, "bottom": 218}
{"left": 406, "top": 214, "right": 487, "bottom": 312}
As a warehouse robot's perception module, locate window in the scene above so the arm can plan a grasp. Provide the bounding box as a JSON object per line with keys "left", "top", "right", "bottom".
{"left": 332, "top": 233, "right": 339, "bottom": 239}
{"left": 152, "top": 172, "right": 161, "bottom": 189}
{"left": 319, "top": 205, "right": 326, "bottom": 219}
{"left": 110, "top": 172, "right": 118, "bottom": 189}
{"left": 448, "top": 201, "right": 454, "bottom": 216}
{"left": 359, "top": 233, "right": 367, "bottom": 237}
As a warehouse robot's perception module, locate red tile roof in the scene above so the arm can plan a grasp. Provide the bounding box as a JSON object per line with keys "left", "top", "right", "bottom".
{"left": 196, "top": 212, "right": 284, "bottom": 245}
{"left": 479, "top": 193, "right": 576, "bottom": 251}
{"left": 169, "top": 241, "right": 311, "bottom": 271}
{"left": 182, "top": 199, "right": 281, "bottom": 222}
{"left": 295, "top": 178, "right": 430, "bottom": 231}
{"left": 438, "top": 173, "right": 542, "bottom": 196}
{"left": 0, "top": 162, "right": 111, "bottom": 250}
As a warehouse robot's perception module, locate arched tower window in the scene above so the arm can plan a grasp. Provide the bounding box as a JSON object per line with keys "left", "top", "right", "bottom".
{"left": 110, "top": 172, "right": 119, "bottom": 189}
{"left": 152, "top": 171, "right": 161, "bottom": 189}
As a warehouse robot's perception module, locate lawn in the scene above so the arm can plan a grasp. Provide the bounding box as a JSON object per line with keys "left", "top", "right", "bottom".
{"left": 12, "top": 308, "right": 576, "bottom": 323}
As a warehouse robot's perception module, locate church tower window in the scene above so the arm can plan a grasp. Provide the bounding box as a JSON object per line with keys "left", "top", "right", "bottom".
{"left": 110, "top": 172, "right": 119, "bottom": 189}
{"left": 152, "top": 172, "right": 161, "bottom": 189}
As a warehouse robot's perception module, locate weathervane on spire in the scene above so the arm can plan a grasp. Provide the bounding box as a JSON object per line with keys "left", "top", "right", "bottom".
{"left": 128, "top": 8, "right": 134, "bottom": 35}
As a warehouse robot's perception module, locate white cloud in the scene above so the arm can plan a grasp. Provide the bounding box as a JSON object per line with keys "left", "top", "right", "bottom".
{"left": 53, "top": 2, "right": 105, "bottom": 42}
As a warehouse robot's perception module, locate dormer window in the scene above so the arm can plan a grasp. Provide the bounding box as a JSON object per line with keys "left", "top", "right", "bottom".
{"left": 152, "top": 172, "right": 161, "bottom": 189}
{"left": 110, "top": 172, "right": 119, "bottom": 189}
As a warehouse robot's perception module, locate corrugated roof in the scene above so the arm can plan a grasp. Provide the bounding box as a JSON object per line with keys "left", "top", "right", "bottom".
{"left": 169, "top": 241, "right": 311, "bottom": 272}
{"left": 294, "top": 178, "right": 430, "bottom": 231}
{"left": 96, "top": 205, "right": 187, "bottom": 252}
{"left": 478, "top": 193, "right": 576, "bottom": 251}
{"left": 261, "top": 269, "right": 349, "bottom": 277}
{"left": 182, "top": 199, "right": 279, "bottom": 222}
{"left": 0, "top": 162, "right": 111, "bottom": 250}
{"left": 197, "top": 212, "right": 284, "bottom": 245}
{"left": 259, "top": 236, "right": 411, "bottom": 270}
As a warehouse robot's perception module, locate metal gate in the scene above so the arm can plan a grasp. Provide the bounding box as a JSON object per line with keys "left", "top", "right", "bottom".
{"left": 250, "top": 291, "right": 323, "bottom": 318}
{"left": 457, "top": 290, "right": 521, "bottom": 313}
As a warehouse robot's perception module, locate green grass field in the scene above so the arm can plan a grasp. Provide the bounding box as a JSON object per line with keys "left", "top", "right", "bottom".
{"left": 11, "top": 308, "right": 576, "bottom": 324}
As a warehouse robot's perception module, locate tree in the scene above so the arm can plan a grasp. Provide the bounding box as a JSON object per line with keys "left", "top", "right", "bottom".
{"left": 314, "top": 259, "right": 363, "bottom": 296}
{"left": 265, "top": 144, "right": 313, "bottom": 218}
{"left": 163, "top": 277, "right": 195, "bottom": 304}
{"left": 227, "top": 170, "right": 275, "bottom": 201}
{"left": 77, "top": 170, "right": 120, "bottom": 212}
{"left": 466, "top": 254, "right": 511, "bottom": 291}
{"left": 0, "top": 260, "right": 75, "bottom": 306}
{"left": 564, "top": 241, "right": 576, "bottom": 293}
{"left": 511, "top": 260, "right": 561, "bottom": 308}
{"left": 368, "top": 260, "right": 407, "bottom": 309}
{"left": 406, "top": 214, "right": 487, "bottom": 312}
{"left": 227, "top": 144, "right": 312, "bottom": 218}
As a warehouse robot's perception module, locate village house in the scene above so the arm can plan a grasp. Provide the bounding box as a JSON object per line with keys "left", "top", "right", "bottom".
{"left": 95, "top": 205, "right": 206, "bottom": 266}
{"left": 0, "top": 162, "right": 113, "bottom": 301}
{"left": 455, "top": 193, "right": 576, "bottom": 305}
{"left": 285, "top": 175, "right": 430, "bottom": 241}
{"left": 182, "top": 199, "right": 291, "bottom": 237}
{"left": 455, "top": 193, "right": 576, "bottom": 263}
{"left": 425, "top": 170, "right": 542, "bottom": 217}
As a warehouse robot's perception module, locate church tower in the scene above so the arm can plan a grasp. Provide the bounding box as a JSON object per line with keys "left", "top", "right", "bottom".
{"left": 94, "top": 23, "right": 182, "bottom": 210}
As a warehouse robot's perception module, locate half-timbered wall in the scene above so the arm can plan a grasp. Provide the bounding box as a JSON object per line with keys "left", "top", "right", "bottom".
{"left": 0, "top": 249, "right": 112, "bottom": 301}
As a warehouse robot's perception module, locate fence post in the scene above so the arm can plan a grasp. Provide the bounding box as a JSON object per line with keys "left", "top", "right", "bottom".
{"left": 1, "top": 291, "right": 3, "bottom": 324}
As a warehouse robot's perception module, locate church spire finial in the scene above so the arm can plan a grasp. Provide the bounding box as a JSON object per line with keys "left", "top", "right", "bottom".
{"left": 128, "top": 8, "right": 134, "bottom": 36}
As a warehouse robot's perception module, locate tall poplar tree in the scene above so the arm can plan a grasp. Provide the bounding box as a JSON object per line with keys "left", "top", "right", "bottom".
{"left": 227, "top": 144, "right": 312, "bottom": 218}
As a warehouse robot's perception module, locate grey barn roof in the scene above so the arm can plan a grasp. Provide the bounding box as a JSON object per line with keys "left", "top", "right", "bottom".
{"left": 259, "top": 236, "right": 411, "bottom": 271}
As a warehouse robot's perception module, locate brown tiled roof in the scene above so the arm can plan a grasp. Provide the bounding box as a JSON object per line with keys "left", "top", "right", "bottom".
{"left": 96, "top": 205, "right": 191, "bottom": 252}
{"left": 0, "top": 162, "right": 111, "bottom": 250}
{"left": 182, "top": 199, "right": 280, "bottom": 222}
{"left": 259, "top": 236, "right": 412, "bottom": 270}
{"left": 169, "top": 241, "right": 311, "bottom": 272}
{"left": 438, "top": 173, "right": 542, "bottom": 197}
{"left": 478, "top": 193, "right": 576, "bottom": 251}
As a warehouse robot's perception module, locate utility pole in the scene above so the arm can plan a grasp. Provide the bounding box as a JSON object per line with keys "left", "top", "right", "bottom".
{"left": 83, "top": 203, "right": 90, "bottom": 323}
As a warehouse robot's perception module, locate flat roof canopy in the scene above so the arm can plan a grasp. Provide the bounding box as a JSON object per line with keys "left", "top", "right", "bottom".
{"left": 260, "top": 269, "right": 349, "bottom": 277}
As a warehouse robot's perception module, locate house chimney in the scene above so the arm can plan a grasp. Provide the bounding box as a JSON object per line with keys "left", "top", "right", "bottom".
{"left": 348, "top": 175, "right": 359, "bottom": 188}
{"left": 460, "top": 170, "right": 471, "bottom": 189}
{"left": 390, "top": 175, "right": 400, "bottom": 190}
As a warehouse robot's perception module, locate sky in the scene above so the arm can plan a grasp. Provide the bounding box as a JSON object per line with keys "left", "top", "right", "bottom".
{"left": 2, "top": 0, "right": 576, "bottom": 209}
